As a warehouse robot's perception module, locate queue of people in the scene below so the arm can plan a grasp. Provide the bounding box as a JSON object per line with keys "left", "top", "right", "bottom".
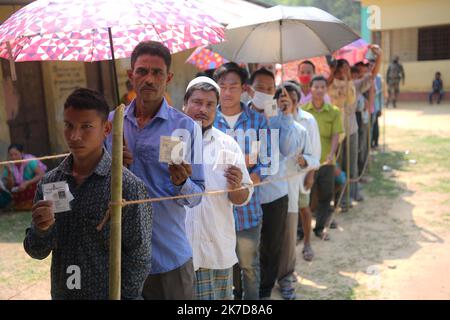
{"left": 13, "top": 40, "right": 387, "bottom": 300}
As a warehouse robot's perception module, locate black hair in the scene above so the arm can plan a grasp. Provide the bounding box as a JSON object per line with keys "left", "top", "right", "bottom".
{"left": 436, "top": 72, "right": 441, "bottom": 76}
{"left": 351, "top": 66, "right": 360, "bottom": 74}
{"left": 334, "top": 59, "right": 350, "bottom": 76}
{"left": 196, "top": 69, "right": 216, "bottom": 79}
{"left": 310, "top": 75, "right": 328, "bottom": 86}
{"left": 213, "top": 62, "right": 248, "bottom": 85}
{"left": 8, "top": 143, "right": 24, "bottom": 153}
{"left": 250, "top": 68, "right": 275, "bottom": 85}
{"left": 184, "top": 82, "right": 219, "bottom": 105}
{"left": 355, "top": 61, "right": 369, "bottom": 68}
{"left": 298, "top": 60, "right": 316, "bottom": 73}
{"left": 287, "top": 79, "right": 301, "bottom": 87}
{"left": 64, "top": 88, "right": 110, "bottom": 121}
{"left": 125, "top": 80, "right": 133, "bottom": 90}
{"left": 274, "top": 82, "right": 301, "bottom": 101}
{"left": 131, "top": 41, "right": 172, "bottom": 71}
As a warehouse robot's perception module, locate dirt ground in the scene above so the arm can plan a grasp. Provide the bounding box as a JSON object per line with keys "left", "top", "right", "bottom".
{"left": 273, "top": 102, "right": 450, "bottom": 300}
{"left": 1, "top": 101, "right": 450, "bottom": 300}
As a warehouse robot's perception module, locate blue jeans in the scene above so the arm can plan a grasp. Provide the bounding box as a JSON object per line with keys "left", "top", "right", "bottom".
{"left": 429, "top": 90, "right": 444, "bottom": 104}
{"left": 233, "top": 223, "right": 262, "bottom": 300}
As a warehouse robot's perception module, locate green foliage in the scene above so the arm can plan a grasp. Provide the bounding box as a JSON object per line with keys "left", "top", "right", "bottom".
{"left": 258, "top": 0, "right": 361, "bottom": 32}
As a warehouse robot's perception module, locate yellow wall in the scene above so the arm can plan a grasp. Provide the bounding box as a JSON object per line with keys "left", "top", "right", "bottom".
{"left": 362, "top": 0, "right": 450, "bottom": 30}
{"left": 41, "top": 62, "right": 87, "bottom": 154}
{"left": 380, "top": 59, "right": 450, "bottom": 92}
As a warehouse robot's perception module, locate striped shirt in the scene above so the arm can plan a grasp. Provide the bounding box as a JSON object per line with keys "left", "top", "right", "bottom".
{"left": 214, "top": 102, "right": 271, "bottom": 232}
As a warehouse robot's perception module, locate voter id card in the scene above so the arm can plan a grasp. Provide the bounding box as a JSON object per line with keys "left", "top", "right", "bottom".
{"left": 42, "top": 181, "right": 74, "bottom": 213}
{"left": 159, "top": 136, "right": 187, "bottom": 164}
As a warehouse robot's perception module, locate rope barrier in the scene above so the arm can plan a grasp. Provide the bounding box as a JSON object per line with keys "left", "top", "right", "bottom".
{"left": 0, "top": 153, "right": 69, "bottom": 166}
{"left": 0, "top": 141, "right": 371, "bottom": 210}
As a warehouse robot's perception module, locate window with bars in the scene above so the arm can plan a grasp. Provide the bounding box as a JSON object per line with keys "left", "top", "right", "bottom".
{"left": 418, "top": 25, "right": 450, "bottom": 61}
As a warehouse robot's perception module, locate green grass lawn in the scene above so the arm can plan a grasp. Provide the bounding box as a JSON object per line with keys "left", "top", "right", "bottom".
{"left": 0, "top": 211, "right": 32, "bottom": 243}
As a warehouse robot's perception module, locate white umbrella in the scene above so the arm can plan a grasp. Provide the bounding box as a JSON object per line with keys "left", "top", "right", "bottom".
{"left": 213, "top": 5, "right": 360, "bottom": 64}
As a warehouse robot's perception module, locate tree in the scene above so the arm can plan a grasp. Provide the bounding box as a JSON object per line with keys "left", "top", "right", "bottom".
{"left": 258, "top": 0, "right": 361, "bottom": 32}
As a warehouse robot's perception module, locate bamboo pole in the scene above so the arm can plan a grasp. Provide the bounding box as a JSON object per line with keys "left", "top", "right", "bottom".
{"left": 367, "top": 111, "right": 371, "bottom": 173}
{"left": 109, "top": 104, "right": 124, "bottom": 300}
{"left": 345, "top": 110, "right": 350, "bottom": 211}
{"left": 383, "top": 103, "right": 386, "bottom": 153}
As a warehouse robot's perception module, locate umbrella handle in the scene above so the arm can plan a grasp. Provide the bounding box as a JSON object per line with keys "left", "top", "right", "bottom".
{"left": 108, "top": 27, "right": 121, "bottom": 106}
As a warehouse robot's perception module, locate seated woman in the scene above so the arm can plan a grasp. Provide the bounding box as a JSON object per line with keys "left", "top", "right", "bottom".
{"left": 2, "top": 144, "right": 46, "bottom": 211}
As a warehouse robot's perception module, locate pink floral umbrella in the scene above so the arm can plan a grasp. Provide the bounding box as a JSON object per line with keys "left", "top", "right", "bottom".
{"left": 334, "top": 38, "right": 369, "bottom": 66}
{"left": 0, "top": 0, "right": 225, "bottom": 101}
{"left": 0, "top": 0, "right": 224, "bottom": 62}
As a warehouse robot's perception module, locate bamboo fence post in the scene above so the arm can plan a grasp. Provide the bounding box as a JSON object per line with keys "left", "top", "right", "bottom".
{"left": 109, "top": 104, "right": 124, "bottom": 300}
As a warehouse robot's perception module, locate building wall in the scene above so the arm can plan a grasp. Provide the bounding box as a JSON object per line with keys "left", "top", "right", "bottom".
{"left": 390, "top": 28, "right": 418, "bottom": 62}
{"left": 362, "top": 0, "right": 450, "bottom": 93}
{"left": 0, "top": 5, "right": 19, "bottom": 158}
{"left": 0, "top": 65, "right": 11, "bottom": 159}
{"left": 41, "top": 62, "right": 87, "bottom": 154}
{"left": 167, "top": 49, "right": 199, "bottom": 109}
{"left": 361, "top": 0, "right": 450, "bottom": 30}
{"left": 380, "top": 30, "right": 450, "bottom": 92}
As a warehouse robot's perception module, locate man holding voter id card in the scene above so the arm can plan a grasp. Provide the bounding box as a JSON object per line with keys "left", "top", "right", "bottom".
{"left": 105, "top": 41, "right": 205, "bottom": 300}
{"left": 24, "top": 88, "right": 152, "bottom": 300}
{"left": 183, "top": 76, "right": 254, "bottom": 300}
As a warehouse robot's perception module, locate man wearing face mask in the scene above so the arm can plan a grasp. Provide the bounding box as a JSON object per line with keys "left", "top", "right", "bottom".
{"left": 248, "top": 68, "right": 306, "bottom": 299}
{"left": 272, "top": 82, "right": 319, "bottom": 300}
{"left": 297, "top": 60, "right": 331, "bottom": 106}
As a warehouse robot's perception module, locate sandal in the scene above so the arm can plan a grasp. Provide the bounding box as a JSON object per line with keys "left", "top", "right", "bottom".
{"left": 330, "top": 220, "right": 338, "bottom": 229}
{"left": 302, "top": 245, "right": 315, "bottom": 261}
{"left": 314, "top": 230, "right": 330, "bottom": 241}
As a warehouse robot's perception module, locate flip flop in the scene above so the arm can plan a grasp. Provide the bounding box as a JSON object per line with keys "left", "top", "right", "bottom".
{"left": 314, "top": 230, "right": 330, "bottom": 241}
{"left": 302, "top": 245, "right": 315, "bottom": 261}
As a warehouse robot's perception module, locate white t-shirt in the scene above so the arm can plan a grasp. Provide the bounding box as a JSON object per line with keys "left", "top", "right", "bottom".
{"left": 222, "top": 112, "right": 242, "bottom": 129}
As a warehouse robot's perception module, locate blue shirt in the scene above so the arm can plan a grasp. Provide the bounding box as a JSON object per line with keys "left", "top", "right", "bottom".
{"left": 106, "top": 99, "right": 205, "bottom": 274}
{"left": 214, "top": 102, "right": 270, "bottom": 231}
{"left": 374, "top": 75, "right": 384, "bottom": 114}
{"left": 257, "top": 108, "right": 304, "bottom": 204}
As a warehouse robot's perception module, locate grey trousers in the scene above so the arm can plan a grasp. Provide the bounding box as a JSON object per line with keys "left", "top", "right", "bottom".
{"left": 358, "top": 122, "right": 369, "bottom": 176}
{"left": 340, "top": 132, "right": 360, "bottom": 202}
{"left": 260, "top": 195, "right": 289, "bottom": 298}
{"left": 277, "top": 211, "right": 298, "bottom": 283}
{"left": 142, "top": 258, "right": 195, "bottom": 300}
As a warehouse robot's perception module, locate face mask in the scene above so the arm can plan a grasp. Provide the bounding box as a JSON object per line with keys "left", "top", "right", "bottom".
{"left": 299, "top": 75, "right": 312, "bottom": 85}
{"left": 252, "top": 91, "right": 278, "bottom": 117}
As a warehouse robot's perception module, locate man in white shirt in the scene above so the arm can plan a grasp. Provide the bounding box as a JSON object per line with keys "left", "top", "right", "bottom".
{"left": 274, "top": 82, "right": 320, "bottom": 299}
{"left": 288, "top": 82, "right": 322, "bottom": 262}
{"left": 183, "top": 77, "right": 254, "bottom": 300}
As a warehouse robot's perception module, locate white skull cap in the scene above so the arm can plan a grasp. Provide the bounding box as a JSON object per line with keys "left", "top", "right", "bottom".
{"left": 186, "top": 76, "right": 220, "bottom": 93}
